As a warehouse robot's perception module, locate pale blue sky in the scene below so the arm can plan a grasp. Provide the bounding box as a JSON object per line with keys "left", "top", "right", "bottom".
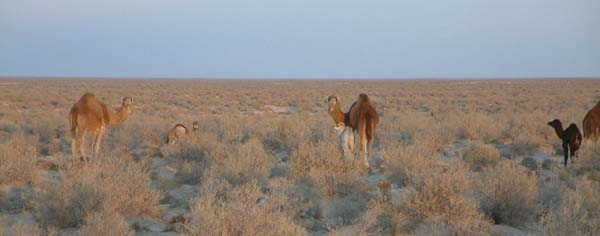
{"left": 1, "top": 0, "right": 599, "bottom": 78}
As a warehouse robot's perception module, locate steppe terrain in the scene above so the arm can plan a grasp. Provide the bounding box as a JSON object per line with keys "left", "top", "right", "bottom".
{"left": 1, "top": 79, "right": 600, "bottom": 236}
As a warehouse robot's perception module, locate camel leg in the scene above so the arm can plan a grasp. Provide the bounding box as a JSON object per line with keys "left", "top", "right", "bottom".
{"left": 80, "top": 130, "right": 88, "bottom": 162}
{"left": 90, "top": 130, "right": 98, "bottom": 159}
{"left": 94, "top": 126, "right": 106, "bottom": 159}
{"left": 367, "top": 137, "right": 375, "bottom": 164}
{"left": 347, "top": 129, "right": 354, "bottom": 151}
{"left": 569, "top": 142, "right": 579, "bottom": 164}
{"left": 71, "top": 134, "right": 78, "bottom": 160}
{"left": 562, "top": 143, "right": 569, "bottom": 166}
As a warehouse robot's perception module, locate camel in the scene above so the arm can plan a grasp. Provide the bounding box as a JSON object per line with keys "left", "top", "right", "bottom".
{"left": 583, "top": 101, "right": 600, "bottom": 140}
{"left": 166, "top": 121, "right": 199, "bottom": 144}
{"left": 69, "top": 93, "right": 133, "bottom": 161}
{"left": 547, "top": 119, "right": 582, "bottom": 166}
{"left": 327, "top": 93, "right": 379, "bottom": 168}
{"left": 334, "top": 122, "right": 354, "bottom": 159}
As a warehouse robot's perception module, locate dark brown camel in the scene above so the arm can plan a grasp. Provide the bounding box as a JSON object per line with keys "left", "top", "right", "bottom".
{"left": 327, "top": 93, "right": 379, "bottom": 168}
{"left": 583, "top": 101, "right": 600, "bottom": 140}
{"left": 548, "top": 119, "right": 582, "bottom": 166}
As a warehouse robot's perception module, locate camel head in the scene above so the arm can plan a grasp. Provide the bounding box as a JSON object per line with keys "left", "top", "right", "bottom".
{"left": 327, "top": 95, "right": 339, "bottom": 112}
{"left": 547, "top": 119, "right": 562, "bottom": 128}
{"left": 121, "top": 97, "right": 134, "bottom": 114}
{"left": 334, "top": 122, "right": 346, "bottom": 133}
{"left": 192, "top": 121, "right": 200, "bottom": 130}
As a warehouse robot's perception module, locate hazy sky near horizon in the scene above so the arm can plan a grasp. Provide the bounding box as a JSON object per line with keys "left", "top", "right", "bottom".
{"left": 1, "top": 0, "right": 599, "bottom": 78}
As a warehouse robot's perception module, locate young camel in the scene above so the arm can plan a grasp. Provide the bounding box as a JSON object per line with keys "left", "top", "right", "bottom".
{"left": 69, "top": 93, "right": 133, "bottom": 161}
{"left": 166, "top": 121, "right": 199, "bottom": 144}
{"left": 547, "top": 119, "right": 582, "bottom": 166}
{"left": 334, "top": 122, "right": 354, "bottom": 159}
{"left": 327, "top": 94, "right": 379, "bottom": 168}
{"left": 583, "top": 101, "right": 600, "bottom": 140}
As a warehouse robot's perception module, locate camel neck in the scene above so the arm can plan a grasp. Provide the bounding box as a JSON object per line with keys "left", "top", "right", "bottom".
{"left": 329, "top": 103, "right": 346, "bottom": 124}
{"left": 108, "top": 106, "right": 129, "bottom": 125}
{"left": 552, "top": 124, "right": 564, "bottom": 139}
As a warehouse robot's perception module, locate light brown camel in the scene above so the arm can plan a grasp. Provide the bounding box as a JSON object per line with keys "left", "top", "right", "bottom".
{"left": 583, "top": 101, "right": 600, "bottom": 140}
{"left": 334, "top": 122, "right": 354, "bottom": 159}
{"left": 69, "top": 93, "right": 133, "bottom": 161}
{"left": 166, "top": 121, "right": 199, "bottom": 144}
{"left": 327, "top": 93, "right": 379, "bottom": 168}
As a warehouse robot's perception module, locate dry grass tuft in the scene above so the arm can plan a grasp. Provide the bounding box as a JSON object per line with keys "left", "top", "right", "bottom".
{"left": 0, "top": 134, "right": 38, "bottom": 186}
{"left": 401, "top": 161, "right": 492, "bottom": 234}
{"left": 474, "top": 160, "right": 538, "bottom": 227}
{"left": 79, "top": 209, "right": 133, "bottom": 236}
{"left": 185, "top": 178, "right": 307, "bottom": 236}
{"left": 33, "top": 156, "right": 161, "bottom": 228}
{"left": 463, "top": 143, "right": 502, "bottom": 171}
{"left": 542, "top": 178, "right": 600, "bottom": 236}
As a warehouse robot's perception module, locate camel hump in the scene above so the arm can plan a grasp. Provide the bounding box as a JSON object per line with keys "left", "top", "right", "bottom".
{"left": 80, "top": 93, "right": 96, "bottom": 100}
{"left": 568, "top": 123, "right": 578, "bottom": 130}
{"left": 358, "top": 93, "right": 370, "bottom": 104}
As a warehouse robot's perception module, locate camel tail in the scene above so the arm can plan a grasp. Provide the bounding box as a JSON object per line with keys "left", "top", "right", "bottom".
{"left": 365, "top": 113, "right": 373, "bottom": 139}
{"left": 69, "top": 109, "right": 77, "bottom": 138}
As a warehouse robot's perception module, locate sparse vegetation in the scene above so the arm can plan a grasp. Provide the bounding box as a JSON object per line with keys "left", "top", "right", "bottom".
{"left": 1, "top": 79, "right": 600, "bottom": 235}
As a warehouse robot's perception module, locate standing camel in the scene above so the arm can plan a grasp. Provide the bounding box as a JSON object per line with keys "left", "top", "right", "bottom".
{"left": 583, "top": 101, "right": 600, "bottom": 140}
{"left": 547, "top": 119, "right": 582, "bottom": 166}
{"left": 69, "top": 93, "right": 133, "bottom": 161}
{"left": 327, "top": 94, "right": 379, "bottom": 168}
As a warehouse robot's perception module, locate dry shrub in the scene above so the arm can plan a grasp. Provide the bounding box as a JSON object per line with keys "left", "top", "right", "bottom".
{"left": 474, "top": 160, "right": 538, "bottom": 226}
{"left": 542, "top": 178, "right": 600, "bottom": 236}
{"left": 572, "top": 140, "right": 600, "bottom": 182}
{"left": 79, "top": 209, "right": 133, "bottom": 236}
{"left": 401, "top": 161, "right": 491, "bottom": 234}
{"left": 34, "top": 156, "right": 161, "bottom": 228}
{"left": 210, "top": 138, "right": 274, "bottom": 185}
{"left": 384, "top": 138, "right": 443, "bottom": 188}
{"left": 292, "top": 140, "right": 367, "bottom": 198}
{"left": 344, "top": 200, "right": 404, "bottom": 236}
{"left": 186, "top": 178, "right": 307, "bottom": 236}
{"left": 463, "top": 144, "right": 501, "bottom": 171}
{"left": 0, "top": 135, "right": 38, "bottom": 186}
{"left": 5, "top": 222, "right": 42, "bottom": 236}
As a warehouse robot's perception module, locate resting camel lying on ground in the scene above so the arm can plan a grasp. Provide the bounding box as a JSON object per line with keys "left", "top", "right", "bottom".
{"left": 166, "top": 121, "right": 199, "bottom": 144}
{"left": 327, "top": 93, "right": 379, "bottom": 168}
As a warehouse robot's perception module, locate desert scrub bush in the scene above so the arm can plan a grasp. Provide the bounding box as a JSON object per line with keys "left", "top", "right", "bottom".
{"left": 292, "top": 140, "right": 367, "bottom": 198}
{"left": 474, "top": 160, "right": 538, "bottom": 227}
{"left": 34, "top": 156, "right": 161, "bottom": 228}
{"left": 79, "top": 209, "right": 133, "bottom": 236}
{"left": 185, "top": 179, "right": 307, "bottom": 236}
{"left": 571, "top": 141, "right": 600, "bottom": 182}
{"left": 462, "top": 144, "right": 501, "bottom": 171}
{"left": 401, "top": 161, "right": 491, "bottom": 234}
{"left": 209, "top": 138, "right": 274, "bottom": 185}
{"left": 542, "top": 178, "right": 600, "bottom": 236}
{"left": 0, "top": 135, "right": 38, "bottom": 186}
{"left": 4, "top": 222, "right": 42, "bottom": 236}
{"left": 383, "top": 138, "right": 443, "bottom": 187}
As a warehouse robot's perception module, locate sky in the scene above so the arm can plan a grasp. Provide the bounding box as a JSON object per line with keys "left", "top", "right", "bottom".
{"left": 0, "top": 0, "right": 599, "bottom": 79}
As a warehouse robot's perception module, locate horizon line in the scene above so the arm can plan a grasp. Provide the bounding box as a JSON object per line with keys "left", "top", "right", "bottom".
{"left": 1, "top": 76, "right": 599, "bottom": 81}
